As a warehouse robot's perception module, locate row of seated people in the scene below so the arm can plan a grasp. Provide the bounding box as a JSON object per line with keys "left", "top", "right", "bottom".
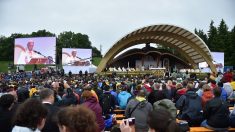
{"left": 1, "top": 71, "right": 235, "bottom": 132}
{"left": 109, "top": 67, "right": 137, "bottom": 72}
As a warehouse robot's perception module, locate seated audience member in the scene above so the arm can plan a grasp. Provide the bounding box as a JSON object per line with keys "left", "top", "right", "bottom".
{"left": 39, "top": 88, "right": 60, "bottom": 132}
{"left": 120, "top": 109, "right": 180, "bottom": 132}
{"left": 161, "top": 83, "right": 171, "bottom": 99}
{"left": 83, "top": 85, "right": 99, "bottom": 102}
{"left": 174, "top": 83, "right": 186, "bottom": 102}
{"left": 147, "top": 109, "right": 181, "bottom": 132}
{"left": 201, "top": 87, "right": 230, "bottom": 131}
{"left": 0, "top": 94, "right": 15, "bottom": 132}
{"left": 231, "top": 75, "right": 235, "bottom": 90}
{"left": 218, "top": 81, "right": 228, "bottom": 101}
{"left": 82, "top": 90, "right": 105, "bottom": 131}
{"left": 196, "top": 82, "right": 206, "bottom": 97}
{"left": 99, "top": 85, "right": 116, "bottom": 115}
{"left": 153, "top": 97, "right": 177, "bottom": 118}
{"left": 201, "top": 84, "right": 214, "bottom": 109}
{"left": 176, "top": 83, "right": 203, "bottom": 126}
{"left": 12, "top": 98, "right": 48, "bottom": 132}
{"left": 17, "top": 86, "right": 29, "bottom": 103}
{"left": 57, "top": 105, "right": 99, "bottom": 132}
{"left": 223, "top": 69, "right": 233, "bottom": 83}
{"left": 223, "top": 78, "right": 233, "bottom": 97}
{"left": 229, "top": 106, "right": 235, "bottom": 128}
{"left": 125, "top": 89, "right": 152, "bottom": 132}
{"left": 118, "top": 86, "right": 132, "bottom": 110}
{"left": 62, "top": 88, "right": 79, "bottom": 106}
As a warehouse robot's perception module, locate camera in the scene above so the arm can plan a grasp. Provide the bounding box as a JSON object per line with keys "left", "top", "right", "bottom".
{"left": 124, "top": 118, "right": 135, "bottom": 126}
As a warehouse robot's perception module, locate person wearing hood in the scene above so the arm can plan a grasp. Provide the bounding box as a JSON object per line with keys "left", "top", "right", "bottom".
{"left": 176, "top": 83, "right": 203, "bottom": 126}
{"left": 117, "top": 86, "right": 132, "bottom": 110}
{"left": 125, "top": 89, "right": 152, "bottom": 132}
{"left": 82, "top": 90, "right": 105, "bottom": 131}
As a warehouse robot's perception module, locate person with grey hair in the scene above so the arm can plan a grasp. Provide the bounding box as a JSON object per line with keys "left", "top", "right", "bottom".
{"left": 39, "top": 88, "right": 60, "bottom": 132}
{"left": 125, "top": 89, "right": 152, "bottom": 132}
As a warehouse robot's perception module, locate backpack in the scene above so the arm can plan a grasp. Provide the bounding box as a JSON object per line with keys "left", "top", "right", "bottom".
{"left": 101, "top": 94, "right": 113, "bottom": 115}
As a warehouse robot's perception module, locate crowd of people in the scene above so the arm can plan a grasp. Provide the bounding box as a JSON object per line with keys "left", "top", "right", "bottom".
{"left": 0, "top": 68, "right": 235, "bottom": 132}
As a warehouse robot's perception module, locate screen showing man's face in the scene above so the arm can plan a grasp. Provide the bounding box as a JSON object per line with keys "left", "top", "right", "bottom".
{"left": 72, "top": 51, "right": 77, "bottom": 57}
{"left": 27, "top": 41, "right": 34, "bottom": 51}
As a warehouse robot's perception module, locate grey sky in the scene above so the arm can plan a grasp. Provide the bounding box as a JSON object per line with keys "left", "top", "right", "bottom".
{"left": 0, "top": 0, "right": 234, "bottom": 55}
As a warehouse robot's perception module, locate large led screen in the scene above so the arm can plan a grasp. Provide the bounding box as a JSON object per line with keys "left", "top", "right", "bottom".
{"left": 199, "top": 52, "right": 224, "bottom": 73}
{"left": 14, "top": 37, "right": 56, "bottom": 65}
{"left": 62, "top": 48, "right": 92, "bottom": 66}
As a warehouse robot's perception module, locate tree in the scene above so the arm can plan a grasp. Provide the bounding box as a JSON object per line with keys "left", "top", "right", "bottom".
{"left": 56, "top": 31, "right": 102, "bottom": 64}
{"left": 195, "top": 29, "right": 208, "bottom": 45}
{"left": 229, "top": 26, "right": 235, "bottom": 65}
{"left": 196, "top": 19, "right": 235, "bottom": 66}
{"left": 207, "top": 20, "right": 219, "bottom": 51}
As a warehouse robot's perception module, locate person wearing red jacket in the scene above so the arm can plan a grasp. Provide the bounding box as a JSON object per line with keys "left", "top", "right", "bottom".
{"left": 201, "top": 84, "right": 214, "bottom": 109}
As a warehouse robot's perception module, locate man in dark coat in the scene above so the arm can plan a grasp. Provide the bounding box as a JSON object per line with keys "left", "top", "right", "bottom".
{"left": 39, "top": 88, "right": 60, "bottom": 132}
{"left": 176, "top": 83, "right": 203, "bottom": 126}
{"left": 201, "top": 87, "right": 230, "bottom": 130}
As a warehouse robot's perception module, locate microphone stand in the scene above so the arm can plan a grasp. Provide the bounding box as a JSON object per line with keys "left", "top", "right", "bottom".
{"left": 33, "top": 50, "right": 56, "bottom": 64}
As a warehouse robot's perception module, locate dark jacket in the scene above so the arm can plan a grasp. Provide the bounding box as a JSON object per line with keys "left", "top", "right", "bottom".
{"left": 204, "top": 97, "right": 230, "bottom": 128}
{"left": 201, "top": 91, "right": 214, "bottom": 109}
{"left": 176, "top": 90, "right": 203, "bottom": 125}
{"left": 83, "top": 96, "right": 105, "bottom": 131}
{"left": 99, "top": 91, "right": 116, "bottom": 115}
{"left": 0, "top": 107, "right": 14, "bottom": 132}
{"left": 41, "top": 103, "right": 60, "bottom": 132}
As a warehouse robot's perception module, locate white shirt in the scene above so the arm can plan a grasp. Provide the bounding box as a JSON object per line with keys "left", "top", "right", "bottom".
{"left": 12, "top": 126, "right": 41, "bottom": 132}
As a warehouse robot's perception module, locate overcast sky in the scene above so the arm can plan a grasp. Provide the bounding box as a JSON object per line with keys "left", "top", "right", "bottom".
{"left": 0, "top": 0, "right": 234, "bottom": 55}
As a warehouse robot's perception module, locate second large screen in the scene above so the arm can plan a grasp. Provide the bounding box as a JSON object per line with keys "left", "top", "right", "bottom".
{"left": 62, "top": 48, "right": 92, "bottom": 66}
{"left": 14, "top": 37, "right": 56, "bottom": 65}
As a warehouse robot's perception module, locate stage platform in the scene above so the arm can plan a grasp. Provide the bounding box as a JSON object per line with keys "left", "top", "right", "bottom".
{"left": 101, "top": 69, "right": 166, "bottom": 77}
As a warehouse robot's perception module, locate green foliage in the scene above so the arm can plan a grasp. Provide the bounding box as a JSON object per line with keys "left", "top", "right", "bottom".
{"left": 92, "top": 57, "right": 102, "bottom": 66}
{"left": 195, "top": 19, "right": 235, "bottom": 66}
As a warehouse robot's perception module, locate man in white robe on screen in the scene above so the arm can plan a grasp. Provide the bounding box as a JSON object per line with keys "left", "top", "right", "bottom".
{"left": 17, "top": 40, "right": 43, "bottom": 64}
{"left": 65, "top": 50, "right": 82, "bottom": 66}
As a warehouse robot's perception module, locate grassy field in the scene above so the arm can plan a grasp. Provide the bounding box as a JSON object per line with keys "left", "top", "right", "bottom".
{"left": 0, "top": 61, "right": 40, "bottom": 72}
{"left": 0, "top": 57, "right": 102, "bottom": 73}
{"left": 0, "top": 61, "right": 12, "bottom": 72}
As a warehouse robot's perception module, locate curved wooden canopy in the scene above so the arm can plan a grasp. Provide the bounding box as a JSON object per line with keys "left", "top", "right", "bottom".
{"left": 97, "top": 24, "right": 216, "bottom": 73}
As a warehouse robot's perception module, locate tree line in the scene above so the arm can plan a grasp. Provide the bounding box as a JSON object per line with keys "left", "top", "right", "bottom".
{"left": 0, "top": 20, "right": 234, "bottom": 66}
{"left": 195, "top": 19, "right": 235, "bottom": 66}
{"left": 0, "top": 30, "right": 102, "bottom": 64}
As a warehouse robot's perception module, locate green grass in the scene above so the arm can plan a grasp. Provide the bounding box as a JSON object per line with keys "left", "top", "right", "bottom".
{"left": 0, "top": 61, "right": 12, "bottom": 72}
{"left": 0, "top": 61, "right": 46, "bottom": 72}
